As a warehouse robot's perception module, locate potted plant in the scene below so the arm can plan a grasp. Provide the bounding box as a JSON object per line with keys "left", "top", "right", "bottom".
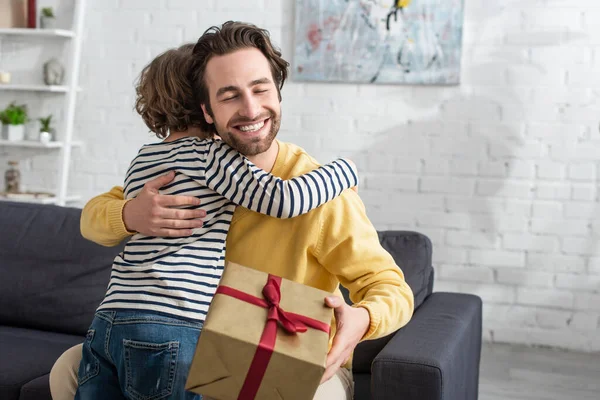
{"left": 40, "top": 7, "right": 56, "bottom": 29}
{"left": 38, "top": 115, "right": 55, "bottom": 143}
{"left": 0, "top": 102, "right": 28, "bottom": 141}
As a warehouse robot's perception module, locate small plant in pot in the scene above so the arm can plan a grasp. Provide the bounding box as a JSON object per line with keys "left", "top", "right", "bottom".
{"left": 0, "top": 102, "right": 28, "bottom": 142}
{"left": 40, "top": 7, "right": 57, "bottom": 29}
{"left": 38, "top": 115, "right": 55, "bottom": 143}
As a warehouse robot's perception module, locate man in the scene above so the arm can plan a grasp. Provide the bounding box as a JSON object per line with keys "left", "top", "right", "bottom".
{"left": 50, "top": 21, "right": 414, "bottom": 400}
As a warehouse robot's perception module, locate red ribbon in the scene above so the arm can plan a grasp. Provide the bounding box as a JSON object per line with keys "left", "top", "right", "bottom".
{"left": 215, "top": 274, "right": 330, "bottom": 400}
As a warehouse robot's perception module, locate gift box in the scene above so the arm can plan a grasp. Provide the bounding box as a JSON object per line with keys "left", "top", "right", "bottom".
{"left": 186, "top": 262, "right": 333, "bottom": 400}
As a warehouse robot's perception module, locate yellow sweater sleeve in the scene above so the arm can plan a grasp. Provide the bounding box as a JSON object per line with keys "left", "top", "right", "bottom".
{"left": 315, "top": 190, "right": 415, "bottom": 341}
{"left": 80, "top": 186, "right": 134, "bottom": 247}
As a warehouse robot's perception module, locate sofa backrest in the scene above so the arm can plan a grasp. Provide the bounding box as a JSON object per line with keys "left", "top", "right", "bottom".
{"left": 339, "top": 230, "right": 434, "bottom": 310}
{"left": 0, "top": 202, "right": 434, "bottom": 337}
{"left": 0, "top": 201, "right": 124, "bottom": 336}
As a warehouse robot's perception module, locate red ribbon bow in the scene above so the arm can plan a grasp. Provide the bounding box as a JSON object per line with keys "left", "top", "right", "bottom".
{"left": 262, "top": 275, "right": 308, "bottom": 334}
{"left": 215, "top": 274, "right": 330, "bottom": 400}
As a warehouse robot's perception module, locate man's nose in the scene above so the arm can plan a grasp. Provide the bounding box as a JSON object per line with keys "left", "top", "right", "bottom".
{"left": 239, "top": 94, "right": 261, "bottom": 120}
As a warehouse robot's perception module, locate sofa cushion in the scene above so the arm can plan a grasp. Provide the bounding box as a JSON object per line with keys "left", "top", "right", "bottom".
{"left": 0, "top": 326, "right": 83, "bottom": 400}
{"left": 19, "top": 374, "right": 51, "bottom": 400}
{"left": 0, "top": 202, "right": 124, "bottom": 336}
{"left": 339, "top": 231, "right": 433, "bottom": 311}
{"left": 344, "top": 231, "right": 434, "bottom": 375}
{"left": 377, "top": 230, "right": 433, "bottom": 309}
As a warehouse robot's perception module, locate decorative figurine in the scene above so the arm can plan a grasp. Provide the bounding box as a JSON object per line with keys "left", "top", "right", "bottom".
{"left": 5, "top": 161, "right": 21, "bottom": 194}
{"left": 43, "top": 58, "right": 65, "bottom": 85}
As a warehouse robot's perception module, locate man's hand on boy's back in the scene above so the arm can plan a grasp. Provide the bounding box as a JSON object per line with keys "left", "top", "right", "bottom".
{"left": 123, "top": 171, "right": 207, "bottom": 237}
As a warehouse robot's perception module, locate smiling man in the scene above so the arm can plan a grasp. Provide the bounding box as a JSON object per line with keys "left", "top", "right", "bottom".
{"left": 198, "top": 48, "right": 280, "bottom": 163}
{"left": 207, "top": 73, "right": 278, "bottom": 155}
{"left": 188, "top": 25, "right": 288, "bottom": 170}
{"left": 49, "top": 21, "right": 414, "bottom": 400}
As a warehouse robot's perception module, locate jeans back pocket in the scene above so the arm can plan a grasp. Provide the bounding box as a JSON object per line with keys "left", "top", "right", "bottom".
{"left": 123, "top": 339, "right": 180, "bottom": 400}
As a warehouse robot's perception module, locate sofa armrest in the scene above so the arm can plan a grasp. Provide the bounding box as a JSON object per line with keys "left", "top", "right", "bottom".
{"left": 371, "top": 292, "right": 482, "bottom": 400}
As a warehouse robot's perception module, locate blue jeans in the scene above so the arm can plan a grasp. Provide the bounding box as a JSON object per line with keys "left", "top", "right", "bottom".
{"left": 74, "top": 310, "right": 203, "bottom": 400}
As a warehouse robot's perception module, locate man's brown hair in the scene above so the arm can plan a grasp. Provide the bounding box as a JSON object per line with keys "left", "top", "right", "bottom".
{"left": 135, "top": 43, "right": 207, "bottom": 139}
{"left": 190, "top": 21, "right": 290, "bottom": 134}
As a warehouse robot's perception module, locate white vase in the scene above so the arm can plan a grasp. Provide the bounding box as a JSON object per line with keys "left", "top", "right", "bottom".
{"left": 6, "top": 125, "right": 25, "bottom": 141}
{"left": 40, "top": 131, "right": 53, "bottom": 144}
{"left": 40, "top": 16, "right": 57, "bottom": 29}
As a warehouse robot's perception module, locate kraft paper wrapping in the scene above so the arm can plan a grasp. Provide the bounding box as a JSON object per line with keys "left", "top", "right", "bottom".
{"left": 186, "top": 262, "right": 333, "bottom": 400}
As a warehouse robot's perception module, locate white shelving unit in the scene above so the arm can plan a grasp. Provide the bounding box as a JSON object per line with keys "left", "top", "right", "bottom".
{"left": 0, "top": 83, "right": 72, "bottom": 92}
{"left": 0, "top": 28, "right": 75, "bottom": 38}
{"left": 0, "top": 0, "right": 87, "bottom": 206}
{"left": 0, "top": 192, "right": 80, "bottom": 204}
{"left": 0, "top": 139, "right": 83, "bottom": 148}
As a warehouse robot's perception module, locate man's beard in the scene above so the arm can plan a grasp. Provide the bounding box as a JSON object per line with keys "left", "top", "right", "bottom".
{"left": 215, "top": 112, "right": 280, "bottom": 157}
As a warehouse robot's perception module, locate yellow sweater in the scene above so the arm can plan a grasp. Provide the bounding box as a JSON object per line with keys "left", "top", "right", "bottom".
{"left": 81, "top": 141, "right": 414, "bottom": 343}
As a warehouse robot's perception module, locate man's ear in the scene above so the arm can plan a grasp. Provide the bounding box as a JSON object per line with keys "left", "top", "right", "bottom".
{"left": 201, "top": 104, "right": 214, "bottom": 124}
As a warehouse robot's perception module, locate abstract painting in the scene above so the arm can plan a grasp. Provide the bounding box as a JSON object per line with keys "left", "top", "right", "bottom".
{"left": 293, "top": 0, "right": 465, "bottom": 85}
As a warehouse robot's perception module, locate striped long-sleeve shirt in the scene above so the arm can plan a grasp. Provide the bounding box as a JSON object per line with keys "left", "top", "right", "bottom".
{"left": 97, "top": 137, "right": 359, "bottom": 322}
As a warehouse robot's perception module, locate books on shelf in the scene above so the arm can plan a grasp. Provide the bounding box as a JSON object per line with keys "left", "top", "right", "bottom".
{"left": 28, "top": 0, "right": 36, "bottom": 29}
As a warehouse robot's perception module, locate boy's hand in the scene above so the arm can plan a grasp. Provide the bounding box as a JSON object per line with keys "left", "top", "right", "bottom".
{"left": 123, "top": 171, "right": 206, "bottom": 237}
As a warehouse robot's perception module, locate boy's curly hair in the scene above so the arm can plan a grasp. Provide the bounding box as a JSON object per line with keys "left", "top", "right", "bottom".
{"left": 134, "top": 43, "right": 208, "bottom": 139}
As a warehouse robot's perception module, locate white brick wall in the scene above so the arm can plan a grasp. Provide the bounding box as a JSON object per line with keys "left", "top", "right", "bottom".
{"left": 3, "top": 0, "right": 599, "bottom": 352}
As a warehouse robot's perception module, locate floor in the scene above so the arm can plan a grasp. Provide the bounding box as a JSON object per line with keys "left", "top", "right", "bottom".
{"left": 479, "top": 343, "right": 600, "bottom": 400}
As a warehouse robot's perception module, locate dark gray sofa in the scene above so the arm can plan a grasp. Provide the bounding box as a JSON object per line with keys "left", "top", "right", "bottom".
{"left": 0, "top": 201, "right": 482, "bottom": 400}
